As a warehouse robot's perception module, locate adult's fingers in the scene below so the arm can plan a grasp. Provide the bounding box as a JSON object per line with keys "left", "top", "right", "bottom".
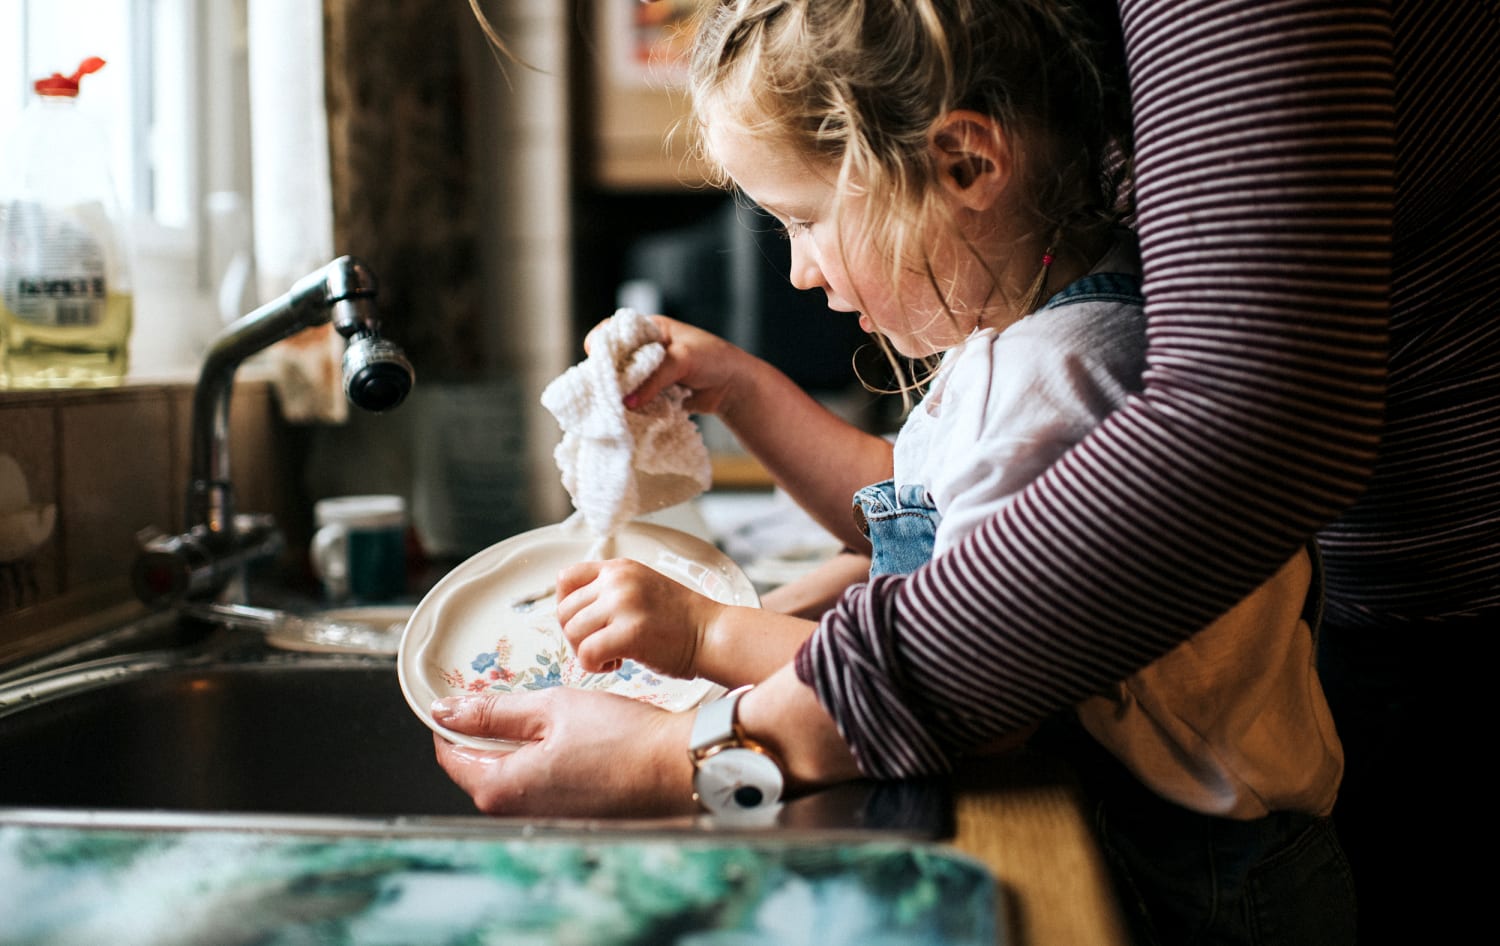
{"left": 432, "top": 735, "right": 519, "bottom": 814}
{"left": 433, "top": 692, "right": 545, "bottom": 741}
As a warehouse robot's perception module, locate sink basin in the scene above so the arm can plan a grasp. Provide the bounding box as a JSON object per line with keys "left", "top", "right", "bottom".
{"left": 0, "top": 619, "right": 951, "bottom": 837}
{"left": 0, "top": 656, "right": 477, "bottom": 817}
{"left": 0, "top": 622, "right": 981, "bottom": 945}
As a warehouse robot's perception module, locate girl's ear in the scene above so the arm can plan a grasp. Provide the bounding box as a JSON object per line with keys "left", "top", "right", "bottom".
{"left": 930, "top": 110, "right": 1011, "bottom": 211}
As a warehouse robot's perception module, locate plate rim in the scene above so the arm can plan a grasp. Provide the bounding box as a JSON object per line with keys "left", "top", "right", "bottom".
{"left": 397, "top": 517, "right": 749, "bottom": 751}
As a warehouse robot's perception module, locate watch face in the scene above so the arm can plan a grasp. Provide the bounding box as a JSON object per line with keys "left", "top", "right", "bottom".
{"left": 693, "top": 747, "right": 784, "bottom": 814}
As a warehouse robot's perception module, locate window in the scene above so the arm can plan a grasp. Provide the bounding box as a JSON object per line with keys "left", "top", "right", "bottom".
{"left": 2, "top": 0, "right": 205, "bottom": 232}
{"left": 3, "top": 0, "right": 256, "bottom": 377}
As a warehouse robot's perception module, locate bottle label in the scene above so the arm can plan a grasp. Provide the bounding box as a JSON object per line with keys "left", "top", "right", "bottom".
{"left": 1, "top": 202, "right": 109, "bottom": 329}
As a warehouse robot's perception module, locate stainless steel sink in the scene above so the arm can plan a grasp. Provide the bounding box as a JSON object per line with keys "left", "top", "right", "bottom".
{"left": 0, "top": 612, "right": 480, "bottom": 823}
{"left": 0, "top": 615, "right": 950, "bottom": 837}
{"left": 0, "top": 655, "right": 475, "bottom": 817}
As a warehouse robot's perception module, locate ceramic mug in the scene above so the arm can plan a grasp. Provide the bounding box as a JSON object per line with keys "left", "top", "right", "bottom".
{"left": 311, "top": 495, "right": 407, "bottom": 603}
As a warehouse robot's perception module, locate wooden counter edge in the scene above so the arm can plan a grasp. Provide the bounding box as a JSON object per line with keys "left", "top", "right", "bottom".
{"left": 948, "top": 749, "right": 1131, "bottom": 946}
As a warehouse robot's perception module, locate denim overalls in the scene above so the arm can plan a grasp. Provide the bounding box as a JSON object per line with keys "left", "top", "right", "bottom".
{"left": 853, "top": 272, "right": 1145, "bottom": 576}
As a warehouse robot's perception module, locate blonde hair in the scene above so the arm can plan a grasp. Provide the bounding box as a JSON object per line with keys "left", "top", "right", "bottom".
{"left": 467, "top": 0, "right": 536, "bottom": 74}
{"left": 687, "top": 0, "right": 1133, "bottom": 394}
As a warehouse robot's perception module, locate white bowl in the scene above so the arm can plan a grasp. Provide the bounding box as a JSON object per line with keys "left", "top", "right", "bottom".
{"left": 398, "top": 516, "right": 754, "bottom": 750}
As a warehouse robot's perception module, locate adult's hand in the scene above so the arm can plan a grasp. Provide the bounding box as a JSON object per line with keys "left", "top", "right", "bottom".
{"left": 431, "top": 664, "right": 864, "bottom": 817}
{"left": 432, "top": 688, "right": 697, "bottom": 818}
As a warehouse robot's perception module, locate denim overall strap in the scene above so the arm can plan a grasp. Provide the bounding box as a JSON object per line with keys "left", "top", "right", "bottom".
{"left": 1038, "top": 271, "right": 1144, "bottom": 310}
{"left": 855, "top": 272, "right": 1144, "bottom": 578}
{"left": 852, "top": 479, "right": 941, "bottom": 576}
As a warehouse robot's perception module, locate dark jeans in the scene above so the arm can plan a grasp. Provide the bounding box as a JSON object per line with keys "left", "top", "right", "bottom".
{"left": 1036, "top": 718, "right": 1356, "bottom": 946}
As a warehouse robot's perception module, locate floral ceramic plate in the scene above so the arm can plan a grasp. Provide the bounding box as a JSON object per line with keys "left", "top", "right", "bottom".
{"left": 398, "top": 516, "right": 754, "bottom": 750}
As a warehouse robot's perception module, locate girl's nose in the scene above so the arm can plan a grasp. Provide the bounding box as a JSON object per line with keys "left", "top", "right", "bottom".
{"left": 787, "top": 238, "right": 824, "bottom": 292}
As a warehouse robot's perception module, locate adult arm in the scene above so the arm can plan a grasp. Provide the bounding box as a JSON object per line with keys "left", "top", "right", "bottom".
{"left": 798, "top": 0, "right": 1395, "bottom": 777}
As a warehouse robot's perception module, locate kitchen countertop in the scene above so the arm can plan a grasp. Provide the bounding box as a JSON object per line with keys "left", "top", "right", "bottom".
{"left": 950, "top": 750, "right": 1129, "bottom": 946}
{"left": 0, "top": 748, "right": 1126, "bottom": 946}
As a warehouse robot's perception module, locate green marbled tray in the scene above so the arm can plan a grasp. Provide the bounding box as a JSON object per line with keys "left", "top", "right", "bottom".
{"left": 0, "top": 825, "right": 998, "bottom": 945}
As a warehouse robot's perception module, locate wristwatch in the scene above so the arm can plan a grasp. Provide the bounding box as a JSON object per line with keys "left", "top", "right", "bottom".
{"left": 689, "top": 684, "right": 785, "bottom": 815}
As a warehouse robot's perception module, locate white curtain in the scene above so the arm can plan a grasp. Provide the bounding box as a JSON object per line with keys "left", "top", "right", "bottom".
{"left": 245, "top": 0, "right": 346, "bottom": 422}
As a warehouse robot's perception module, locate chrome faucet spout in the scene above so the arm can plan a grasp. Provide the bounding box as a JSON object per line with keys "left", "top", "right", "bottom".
{"left": 133, "top": 256, "right": 414, "bottom": 608}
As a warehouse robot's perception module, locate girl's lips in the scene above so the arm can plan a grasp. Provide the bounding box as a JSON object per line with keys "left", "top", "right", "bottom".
{"left": 822, "top": 290, "right": 857, "bottom": 313}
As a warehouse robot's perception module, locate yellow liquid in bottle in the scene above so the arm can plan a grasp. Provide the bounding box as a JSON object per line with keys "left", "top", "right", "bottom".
{"left": 1, "top": 291, "right": 133, "bottom": 388}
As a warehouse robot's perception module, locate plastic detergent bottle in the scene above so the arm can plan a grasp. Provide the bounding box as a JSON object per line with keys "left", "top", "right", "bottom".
{"left": 0, "top": 57, "right": 134, "bottom": 388}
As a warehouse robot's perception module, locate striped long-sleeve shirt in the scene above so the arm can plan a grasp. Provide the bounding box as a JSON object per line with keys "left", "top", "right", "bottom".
{"left": 795, "top": 0, "right": 1500, "bottom": 779}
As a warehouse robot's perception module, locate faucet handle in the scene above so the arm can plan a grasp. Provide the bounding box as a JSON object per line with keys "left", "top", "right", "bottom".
{"left": 133, "top": 525, "right": 216, "bottom": 608}
{"left": 134, "top": 524, "right": 168, "bottom": 547}
{"left": 131, "top": 515, "right": 285, "bottom": 609}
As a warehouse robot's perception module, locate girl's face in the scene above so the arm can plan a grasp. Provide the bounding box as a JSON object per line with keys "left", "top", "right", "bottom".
{"left": 707, "top": 122, "right": 982, "bottom": 359}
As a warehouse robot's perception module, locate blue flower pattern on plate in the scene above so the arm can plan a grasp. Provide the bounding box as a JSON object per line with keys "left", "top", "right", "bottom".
{"left": 441, "top": 621, "right": 688, "bottom": 708}
{"left": 470, "top": 651, "right": 497, "bottom": 673}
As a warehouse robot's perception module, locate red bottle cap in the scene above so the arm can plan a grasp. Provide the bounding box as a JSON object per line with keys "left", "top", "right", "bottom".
{"left": 34, "top": 57, "right": 107, "bottom": 97}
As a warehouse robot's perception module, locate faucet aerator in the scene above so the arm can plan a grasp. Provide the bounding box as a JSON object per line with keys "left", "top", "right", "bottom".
{"left": 343, "top": 335, "right": 415, "bottom": 412}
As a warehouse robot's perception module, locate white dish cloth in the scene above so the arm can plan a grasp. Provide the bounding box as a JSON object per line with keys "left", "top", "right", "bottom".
{"left": 540, "top": 308, "right": 712, "bottom": 539}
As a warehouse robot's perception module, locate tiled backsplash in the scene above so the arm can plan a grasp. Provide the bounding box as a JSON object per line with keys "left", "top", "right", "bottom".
{"left": 0, "top": 379, "right": 293, "bottom": 656}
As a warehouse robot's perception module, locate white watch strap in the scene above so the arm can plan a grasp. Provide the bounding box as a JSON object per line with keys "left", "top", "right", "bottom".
{"left": 690, "top": 684, "right": 753, "bottom": 755}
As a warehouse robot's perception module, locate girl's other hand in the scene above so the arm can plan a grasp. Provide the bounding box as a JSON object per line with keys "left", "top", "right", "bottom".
{"left": 555, "top": 557, "right": 723, "bottom": 680}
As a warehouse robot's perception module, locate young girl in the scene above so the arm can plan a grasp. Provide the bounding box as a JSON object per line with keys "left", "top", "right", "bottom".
{"left": 545, "top": 1, "right": 1352, "bottom": 943}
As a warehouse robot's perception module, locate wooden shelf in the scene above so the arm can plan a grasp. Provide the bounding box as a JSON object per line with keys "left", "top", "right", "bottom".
{"left": 710, "top": 452, "right": 774, "bottom": 490}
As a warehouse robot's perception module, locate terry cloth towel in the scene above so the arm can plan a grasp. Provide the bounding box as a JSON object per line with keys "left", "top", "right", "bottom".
{"left": 541, "top": 308, "right": 712, "bottom": 539}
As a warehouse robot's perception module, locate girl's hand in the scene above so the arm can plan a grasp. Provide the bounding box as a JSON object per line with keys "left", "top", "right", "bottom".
{"left": 584, "top": 315, "right": 752, "bottom": 416}
{"left": 555, "top": 558, "right": 724, "bottom": 680}
{"left": 584, "top": 312, "right": 891, "bottom": 552}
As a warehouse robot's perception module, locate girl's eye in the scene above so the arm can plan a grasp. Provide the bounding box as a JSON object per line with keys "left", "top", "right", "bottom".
{"left": 778, "top": 219, "right": 812, "bottom": 240}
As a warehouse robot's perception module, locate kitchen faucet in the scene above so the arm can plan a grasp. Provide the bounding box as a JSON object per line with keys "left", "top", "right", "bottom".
{"left": 132, "top": 256, "right": 414, "bottom": 608}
